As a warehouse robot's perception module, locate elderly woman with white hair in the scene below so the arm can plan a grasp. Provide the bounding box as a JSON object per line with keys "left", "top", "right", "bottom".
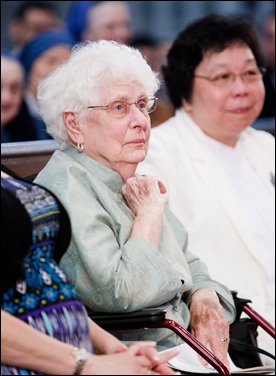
{"left": 34, "top": 40, "right": 236, "bottom": 369}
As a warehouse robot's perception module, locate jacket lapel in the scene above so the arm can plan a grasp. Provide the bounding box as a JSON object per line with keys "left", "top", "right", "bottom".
{"left": 176, "top": 110, "right": 273, "bottom": 272}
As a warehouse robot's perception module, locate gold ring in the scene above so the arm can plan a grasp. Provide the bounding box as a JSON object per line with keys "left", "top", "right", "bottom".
{"left": 220, "top": 337, "right": 228, "bottom": 342}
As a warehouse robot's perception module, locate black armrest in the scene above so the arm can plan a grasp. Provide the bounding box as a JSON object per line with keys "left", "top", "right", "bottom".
{"left": 87, "top": 307, "right": 230, "bottom": 375}
{"left": 87, "top": 307, "right": 167, "bottom": 330}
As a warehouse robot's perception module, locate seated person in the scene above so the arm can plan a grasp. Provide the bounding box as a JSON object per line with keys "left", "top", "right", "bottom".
{"left": 137, "top": 14, "right": 275, "bottom": 361}
{"left": 8, "top": 1, "right": 63, "bottom": 55}
{"left": 1, "top": 164, "right": 177, "bottom": 375}
{"left": 1, "top": 52, "right": 37, "bottom": 142}
{"left": 19, "top": 29, "right": 73, "bottom": 140}
{"left": 34, "top": 40, "right": 236, "bottom": 369}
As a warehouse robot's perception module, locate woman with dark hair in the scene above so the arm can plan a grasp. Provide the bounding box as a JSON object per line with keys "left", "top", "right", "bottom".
{"left": 139, "top": 14, "right": 275, "bottom": 362}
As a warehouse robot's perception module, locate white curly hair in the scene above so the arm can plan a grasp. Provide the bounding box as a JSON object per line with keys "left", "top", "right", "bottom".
{"left": 37, "top": 40, "right": 160, "bottom": 149}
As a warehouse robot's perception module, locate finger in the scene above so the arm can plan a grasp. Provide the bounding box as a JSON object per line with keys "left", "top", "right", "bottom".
{"left": 138, "top": 345, "right": 160, "bottom": 363}
{"left": 194, "top": 330, "right": 230, "bottom": 369}
{"left": 127, "top": 341, "right": 157, "bottom": 356}
{"left": 207, "top": 338, "right": 230, "bottom": 370}
{"left": 156, "top": 348, "right": 179, "bottom": 364}
{"left": 115, "top": 343, "right": 128, "bottom": 353}
{"left": 157, "top": 179, "right": 167, "bottom": 194}
{"left": 193, "top": 331, "right": 210, "bottom": 366}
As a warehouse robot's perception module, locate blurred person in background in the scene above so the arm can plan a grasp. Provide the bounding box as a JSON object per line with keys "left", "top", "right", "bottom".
{"left": 259, "top": 13, "right": 275, "bottom": 120}
{"left": 253, "top": 10, "right": 275, "bottom": 136}
{"left": 18, "top": 29, "right": 73, "bottom": 140}
{"left": 63, "top": 1, "right": 93, "bottom": 43}
{"left": 1, "top": 52, "right": 37, "bottom": 142}
{"left": 8, "top": 1, "right": 63, "bottom": 56}
{"left": 66, "top": 1, "right": 132, "bottom": 45}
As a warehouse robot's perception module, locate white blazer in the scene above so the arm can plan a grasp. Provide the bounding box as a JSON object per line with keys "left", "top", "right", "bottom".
{"left": 138, "top": 108, "right": 275, "bottom": 356}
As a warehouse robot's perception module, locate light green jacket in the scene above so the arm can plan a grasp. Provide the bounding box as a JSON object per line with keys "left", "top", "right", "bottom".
{"left": 35, "top": 146, "right": 235, "bottom": 345}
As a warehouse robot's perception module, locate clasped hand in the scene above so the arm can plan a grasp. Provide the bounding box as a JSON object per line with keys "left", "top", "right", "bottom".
{"left": 122, "top": 175, "right": 166, "bottom": 216}
{"left": 81, "top": 341, "right": 179, "bottom": 375}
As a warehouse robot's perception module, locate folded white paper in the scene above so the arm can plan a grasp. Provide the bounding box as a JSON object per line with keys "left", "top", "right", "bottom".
{"left": 159, "top": 343, "right": 275, "bottom": 374}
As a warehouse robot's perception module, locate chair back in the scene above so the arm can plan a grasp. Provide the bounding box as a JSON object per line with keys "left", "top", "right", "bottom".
{"left": 1, "top": 140, "right": 59, "bottom": 177}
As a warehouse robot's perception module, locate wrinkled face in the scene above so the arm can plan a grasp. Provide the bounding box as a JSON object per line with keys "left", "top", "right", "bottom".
{"left": 1, "top": 57, "right": 24, "bottom": 125}
{"left": 185, "top": 45, "right": 265, "bottom": 146}
{"left": 85, "top": 1, "right": 132, "bottom": 45}
{"left": 27, "top": 45, "right": 71, "bottom": 96}
{"left": 76, "top": 81, "right": 151, "bottom": 173}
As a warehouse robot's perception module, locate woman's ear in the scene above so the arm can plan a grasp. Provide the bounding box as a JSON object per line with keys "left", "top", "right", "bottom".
{"left": 182, "top": 98, "right": 192, "bottom": 113}
{"left": 63, "top": 112, "right": 83, "bottom": 143}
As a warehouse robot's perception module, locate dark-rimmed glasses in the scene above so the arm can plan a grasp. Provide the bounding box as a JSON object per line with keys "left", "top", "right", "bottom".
{"left": 194, "top": 67, "right": 266, "bottom": 88}
{"left": 87, "top": 96, "right": 158, "bottom": 118}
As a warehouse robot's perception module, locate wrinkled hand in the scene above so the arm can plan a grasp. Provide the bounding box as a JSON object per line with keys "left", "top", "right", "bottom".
{"left": 189, "top": 289, "right": 230, "bottom": 370}
{"left": 122, "top": 175, "right": 166, "bottom": 216}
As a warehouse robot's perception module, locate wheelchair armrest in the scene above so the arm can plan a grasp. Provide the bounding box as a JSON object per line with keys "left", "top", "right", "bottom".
{"left": 231, "top": 290, "right": 275, "bottom": 338}
{"left": 87, "top": 308, "right": 168, "bottom": 331}
{"left": 87, "top": 307, "right": 230, "bottom": 375}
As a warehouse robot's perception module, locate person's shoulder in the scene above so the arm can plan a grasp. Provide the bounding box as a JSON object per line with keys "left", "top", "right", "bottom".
{"left": 35, "top": 148, "right": 92, "bottom": 188}
{"left": 34, "top": 149, "right": 68, "bottom": 183}
{"left": 247, "top": 127, "right": 275, "bottom": 147}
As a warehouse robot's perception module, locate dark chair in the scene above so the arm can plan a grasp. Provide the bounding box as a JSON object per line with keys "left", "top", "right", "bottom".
{"left": 228, "top": 291, "right": 275, "bottom": 369}
{"left": 87, "top": 291, "right": 275, "bottom": 376}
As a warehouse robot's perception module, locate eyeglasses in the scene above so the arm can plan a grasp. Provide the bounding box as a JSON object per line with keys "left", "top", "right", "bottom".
{"left": 194, "top": 67, "right": 266, "bottom": 88}
{"left": 87, "top": 96, "right": 158, "bottom": 118}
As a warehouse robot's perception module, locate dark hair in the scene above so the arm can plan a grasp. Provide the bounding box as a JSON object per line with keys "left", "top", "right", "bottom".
{"left": 162, "top": 14, "right": 265, "bottom": 109}
{"left": 13, "top": 1, "right": 59, "bottom": 20}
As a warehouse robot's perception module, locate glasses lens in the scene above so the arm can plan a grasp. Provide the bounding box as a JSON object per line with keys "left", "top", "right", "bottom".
{"left": 242, "top": 69, "right": 264, "bottom": 82}
{"left": 107, "top": 97, "right": 157, "bottom": 117}
{"left": 146, "top": 97, "right": 157, "bottom": 113}
{"left": 109, "top": 101, "right": 128, "bottom": 118}
{"left": 212, "top": 74, "right": 233, "bottom": 87}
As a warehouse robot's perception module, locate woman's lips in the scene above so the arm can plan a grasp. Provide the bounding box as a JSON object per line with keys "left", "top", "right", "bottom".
{"left": 127, "top": 139, "right": 145, "bottom": 145}
{"left": 231, "top": 106, "right": 251, "bottom": 114}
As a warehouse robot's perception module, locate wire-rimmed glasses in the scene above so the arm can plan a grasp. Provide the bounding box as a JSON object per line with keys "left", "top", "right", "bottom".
{"left": 194, "top": 67, "right": 266, "bottom": 88}
{"left": 87, "top": 96, "right": 158, "bottom": 118}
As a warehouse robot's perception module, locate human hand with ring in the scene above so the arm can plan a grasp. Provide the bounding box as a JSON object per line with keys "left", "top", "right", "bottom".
{"left": 189, "top": 288, "right": 230, "bottom": 370}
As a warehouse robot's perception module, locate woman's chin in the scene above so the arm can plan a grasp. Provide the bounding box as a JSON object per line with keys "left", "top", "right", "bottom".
{"left": 130, "top": 150, "right": 147, "bottom": 163}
